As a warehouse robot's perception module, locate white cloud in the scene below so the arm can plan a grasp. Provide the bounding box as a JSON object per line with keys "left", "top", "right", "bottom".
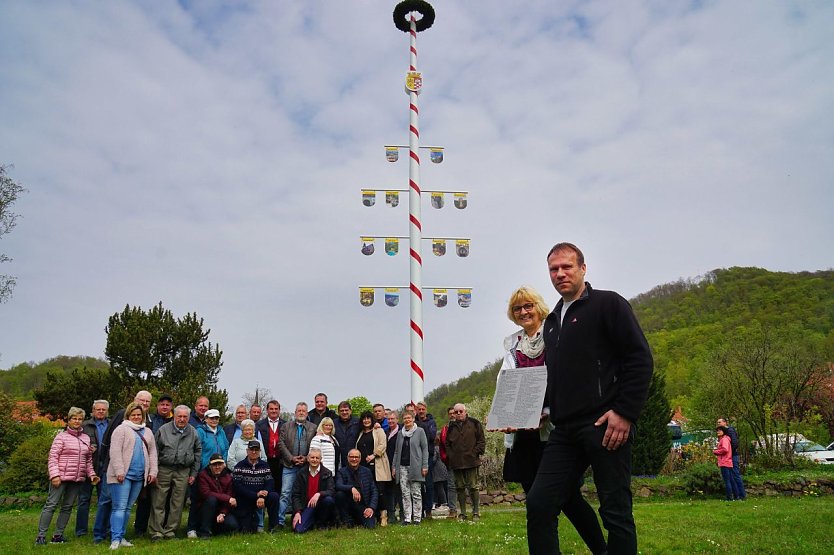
{"left": 1, "top": 1, "right": 832, "bottom": 410}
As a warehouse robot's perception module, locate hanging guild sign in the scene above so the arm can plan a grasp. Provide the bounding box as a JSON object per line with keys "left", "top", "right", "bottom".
{"left": 433, "top": 288, "right": 448, "bottom": 308}
{"left": 385, "top": 288, "right": 400, "bottom": 307}
{"left": 385, "top": 146, "right": 399, "bottom": 162}
{"left": 456, "top": 239, "right": 470, "bottom": 258}
{"left": 405, "top": 71, "right": 423, "bottom": 95}
{"left": 454, "top": 192, "right": 468, "bottom": 209}
{"left": 385, "top": 191, "right": 399, "bottom": 208}
{"left": 385, "top": 237, "right": 399, "bottom": 256}
{"left": 430, "top": 148, "right": 444, "bottom": 164}
{"left": 360, "top": 288, "right": 375, "bottom": 307}
{"left": 362, "top": 190, "right": 376, "bottom": 207}
{"left": 432, "top": 239, "right": 446, "bottom": 257}
{"left": 458, "top": 288, "right": 472, "bottom": 308}
{"left": 431, "top": 192, "right": 444, "bottom": 209}
{"left": 361, "top": 237, "right": 375, "bottom": 256}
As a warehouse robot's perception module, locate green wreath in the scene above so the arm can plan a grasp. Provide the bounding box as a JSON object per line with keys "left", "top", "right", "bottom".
{"left": 393, "top": 0, "right": 435, "bottom": 33}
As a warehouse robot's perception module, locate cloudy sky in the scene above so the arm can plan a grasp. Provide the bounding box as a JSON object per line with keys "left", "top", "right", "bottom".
{"left": 2, "top": 1, "right": 832, "bottom": 412}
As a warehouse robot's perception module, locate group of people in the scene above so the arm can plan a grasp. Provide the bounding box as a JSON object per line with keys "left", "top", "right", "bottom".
{"left": 37, "top": 241, "right": 656, "bottom": 555}
{"left": 35, "top": 391, "right": 487, "bottom": 547}
{"left": 714, "top": 418, "right": 747, "bottom": 501}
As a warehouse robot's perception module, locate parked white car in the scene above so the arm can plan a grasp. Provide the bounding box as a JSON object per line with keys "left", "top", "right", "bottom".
{"left": 793, "top": 440, "right": 834, "bottom": 464}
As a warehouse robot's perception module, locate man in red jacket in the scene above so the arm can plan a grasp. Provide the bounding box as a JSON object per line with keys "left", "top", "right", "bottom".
{"left": 196, "top": 453, "right": 239, "bottom": 538}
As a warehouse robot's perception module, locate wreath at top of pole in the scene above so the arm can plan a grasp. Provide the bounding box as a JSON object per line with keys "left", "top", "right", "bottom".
{"left": 393, "top": 0, "right": 435, "bottom": 32}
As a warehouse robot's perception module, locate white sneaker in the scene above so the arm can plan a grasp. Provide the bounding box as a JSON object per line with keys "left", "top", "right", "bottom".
{"left": 110, "top": 540, "right": 120, "bottom": 550}
{"left": 119, "top": 539, "right": 134, "bottom": 547}
{"left": 187, "top": 530, "right": 198, "bottom": 539}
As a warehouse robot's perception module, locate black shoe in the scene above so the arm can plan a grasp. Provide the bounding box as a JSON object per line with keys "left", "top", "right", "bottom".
{"left": 401, "top": 521, "right": 410, "bottom": 526}
{"left": 35, "top": 536, "right": 46, "bottom": 546}
{"left": 50, "top": 535, "right": 67, "bottom": 544}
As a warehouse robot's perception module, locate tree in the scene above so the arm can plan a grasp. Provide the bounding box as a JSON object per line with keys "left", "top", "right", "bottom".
{"left": 241, "top": 387, "right": 272, "bottom": 410}
{"left": 632, "top": 371, "right": 672, "bottom": 475}
{"left": 0, "top": 165, "right": 26, "bottom": 303}
{"left": 33, "top": 367, "right": 122, "bottom": 421}
{"left": 693, "top": 323, "right": 832, "bottom": 461}
{"left": 104, "top": 302, "right": 228, "bottom": 412}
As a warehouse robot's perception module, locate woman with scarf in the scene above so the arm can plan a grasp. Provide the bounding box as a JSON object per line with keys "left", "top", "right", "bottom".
{"left": 36, "top": 406, "right": 100, "bottom": 545}
{"left": 496, "top": 286, "right": 606, "bottom": 554}
{"left": 392, "top": 411, "right": 428, "bottom": 525}
{"left": 107, "top": 401, "right": 158, "bottom": 550}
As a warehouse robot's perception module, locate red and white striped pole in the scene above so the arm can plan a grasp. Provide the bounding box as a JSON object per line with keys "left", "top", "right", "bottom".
{"left": 406, "top": 14, "right": 424, "bottom": 404}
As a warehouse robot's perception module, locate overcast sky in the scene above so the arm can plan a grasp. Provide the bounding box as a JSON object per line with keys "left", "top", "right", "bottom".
{"left": 1, "top": 1, "right": 832, "bottom": 412}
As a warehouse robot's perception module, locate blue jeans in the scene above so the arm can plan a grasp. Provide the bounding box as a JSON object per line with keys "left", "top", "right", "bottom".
{"left": 730, "top": 455, "right": 746, "bottom": 499}
{"left": 720, "top": 466, "right": 735, "bottom": 501}
{"left": 110, "top": 479, "right": 143, "bottom": 542}
{"left": 93, "top": 480, "right": 111, "bottom": 542}
{"left": 278, "top": 467, "right": 300, "bottom": 526}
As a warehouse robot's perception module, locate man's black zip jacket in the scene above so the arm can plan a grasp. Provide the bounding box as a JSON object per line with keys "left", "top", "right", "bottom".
{"left": 544, "top": 283, "right": 653, "bottom": 425}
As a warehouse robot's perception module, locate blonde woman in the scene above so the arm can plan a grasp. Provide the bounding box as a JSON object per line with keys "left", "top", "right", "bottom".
{"left": 309, "top": 417, "right": 340, "bottom": 474}
{"left": 107, "top": 402, "right": 157, "bottom": 550}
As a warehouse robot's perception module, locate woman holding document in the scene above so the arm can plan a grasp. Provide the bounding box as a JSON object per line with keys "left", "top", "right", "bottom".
{"left": 496, "top": 286, "right": 606, "bottom": 554}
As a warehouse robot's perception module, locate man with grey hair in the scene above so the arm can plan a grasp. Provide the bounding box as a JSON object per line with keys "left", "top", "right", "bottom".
{"left": 445, "top": 403, "right": 485, "bottom": 522}
{"left": 76, "top": 399, "right": 109, "bottom": 537}
{"left": 149, "top": 405, "right": 202, "bottom": 540}
{"left": 276, "top": 402, "right": 317, "bottom": 528}
{"left": 93, "top": 390, "right": 153, "bottom": 543}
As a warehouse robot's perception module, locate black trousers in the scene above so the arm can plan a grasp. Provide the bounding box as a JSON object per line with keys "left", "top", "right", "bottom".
{"left": 235, "top": 492, "right": 280, "bottom": 533}
{"left": 527, "top": 420, "right": 631, "bottom": 555}
{"left": 197, "top": 496, "right": 239, "bottom": 537}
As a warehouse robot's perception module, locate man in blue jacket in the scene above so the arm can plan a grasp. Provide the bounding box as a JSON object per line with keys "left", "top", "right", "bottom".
{"left": 335, "top": 449, "right": 378, "bottom": 528}
{"left": 526, "top": 243, "right": 653, "bottom": 555}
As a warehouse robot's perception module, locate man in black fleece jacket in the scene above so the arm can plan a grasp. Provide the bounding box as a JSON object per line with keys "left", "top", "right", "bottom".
{"left": 527, "top": 243, "right": 653, "bottom": 555}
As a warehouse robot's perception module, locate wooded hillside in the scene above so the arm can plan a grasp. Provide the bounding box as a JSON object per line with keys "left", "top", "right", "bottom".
{"left": 426, "top": 267, "right": 834, "bottom": 416}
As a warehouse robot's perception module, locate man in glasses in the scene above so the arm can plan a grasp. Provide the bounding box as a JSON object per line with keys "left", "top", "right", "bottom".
{"left": 334, "top": 449, "right": 378, "bottom": 528}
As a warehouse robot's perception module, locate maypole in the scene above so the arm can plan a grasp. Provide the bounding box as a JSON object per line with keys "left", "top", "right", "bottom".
{"left": 359, "top": 0, "right": 471, "bottom": 406}
{"left": 405, "top": 12, "right": 425, "bottom": 403}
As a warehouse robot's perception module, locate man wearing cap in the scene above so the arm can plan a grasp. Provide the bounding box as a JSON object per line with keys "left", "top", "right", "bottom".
{"left": 196, "top": 453, "right": 239, "bottom": 538}
{"left": 233, "top": 440, "right": 281, "bottom": 533}
{"left": 150, "top": 405, "right": 201, "bottom": 540}
{"left": 187, "top": 407, "right": 230, "bottom": 538}
{"left": 151, "top": 395, "right": 174, "bottom": 434}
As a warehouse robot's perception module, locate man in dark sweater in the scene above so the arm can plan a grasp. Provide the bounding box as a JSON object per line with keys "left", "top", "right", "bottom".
{"left": 307, "top": 393, "right": 338, "bottom": 426}
{"left": 334, "top": 401, "right": 361, "bottom": 468}
{"left": 526, "top": 243, "right": 653, "bottom": 555}
{"left": 291, "top": 448, "right": 335, "bottom": 532}
{"left": 232, "top": 441, "right": 280, "bottom": 533}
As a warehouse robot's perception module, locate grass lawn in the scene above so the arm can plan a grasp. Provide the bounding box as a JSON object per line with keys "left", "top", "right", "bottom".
{"left": 1, "top": 496, "right": 832, "bottom": 554}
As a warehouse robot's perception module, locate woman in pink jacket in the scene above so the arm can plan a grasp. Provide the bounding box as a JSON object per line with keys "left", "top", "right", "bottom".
{"left": 36, "top": 406, "right": 100, "bottom": 545}
{"left": 713, "top": 426, "right": 734, "bottom": 501}
{"left": 107, "top": 401, "right": 158, "bottom": 550}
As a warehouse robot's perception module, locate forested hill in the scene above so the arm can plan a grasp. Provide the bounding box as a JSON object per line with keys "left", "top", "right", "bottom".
{"left": 425, "top": 267, "right": 834, "bottom": 415}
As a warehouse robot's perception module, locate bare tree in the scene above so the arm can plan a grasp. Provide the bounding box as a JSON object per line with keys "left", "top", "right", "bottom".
{"left": 0, "top": 165, "right": 26, "bottom": 303}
